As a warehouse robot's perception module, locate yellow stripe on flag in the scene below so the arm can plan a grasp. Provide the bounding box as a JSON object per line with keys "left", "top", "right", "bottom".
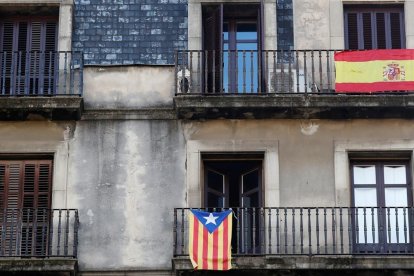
{"left": 197, "top": 220, "right": 203, "bottom": 269}
{"left": 207, "top": 231, "right": 214, "bottom": 269}
{"left": 336, "top": 60, "right": 414, "bottom": 83}
{"left": 188, "top": 214, "right": 196, "bottom": 268}
{"left": 217, "top": 222, "right": 224, "bottom": 270}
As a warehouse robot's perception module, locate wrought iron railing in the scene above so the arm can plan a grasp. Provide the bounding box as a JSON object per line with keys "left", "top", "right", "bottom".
{"left": 175, "top": 50, "right": 336, "bottom": 94}
{"left": 0, "top": 209, "right": 79, "bottom": 258}
{"left": 0, "top": 51, "right": 83, "bottom": 96}
{"left": 174, "top": 207, "right": 414, "bottom": 256}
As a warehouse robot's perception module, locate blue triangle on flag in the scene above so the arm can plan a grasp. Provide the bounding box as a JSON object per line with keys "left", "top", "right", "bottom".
{"left": 190, "top": 209, "right": 232, "bottom": 234}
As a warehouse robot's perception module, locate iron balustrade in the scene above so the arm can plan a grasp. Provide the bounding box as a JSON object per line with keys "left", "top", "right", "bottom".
{"left": 175, "top": 50, "right": 336, "bottom": 94}
{"left": 0, "top": 51, "right": 83, "bottom": 96}
{"left": 0, "top": 209, "right": 79, "bottom": 258}
{"left": 174, "top": 207, "right": 414, "bottom": 256}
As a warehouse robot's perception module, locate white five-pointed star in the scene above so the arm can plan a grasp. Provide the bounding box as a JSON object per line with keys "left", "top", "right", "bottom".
{"left": 203, "top": 213, "right": 219, "bottom": 225}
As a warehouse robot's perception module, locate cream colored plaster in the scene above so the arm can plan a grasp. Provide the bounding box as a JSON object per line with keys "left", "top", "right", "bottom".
{"left": 334, "top": 140, "right": 414, "bottom": 207}
{"left": 186, "top": 140, "right": 279, "bottom": 208}
{"left": 83, "top": 66, "right": 175, "bottom": 109}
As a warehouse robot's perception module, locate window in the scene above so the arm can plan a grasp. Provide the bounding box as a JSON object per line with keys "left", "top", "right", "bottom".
{"left": 202, "top": 4, "right": 262, "bottom": 93}
{"left": 350, "top": 156, "right": 412, "bottom": 253}
{"left": 0, "top": 17, "right": 58, "bottom": 95}
{"left": 344, "top": 6, "right": 405, "bottom": 50}
{"left": 0, "top": 159, "right": 53, "bottom": 256}
{"left": 203, "top": 153, "right": 263, "bottom": 253}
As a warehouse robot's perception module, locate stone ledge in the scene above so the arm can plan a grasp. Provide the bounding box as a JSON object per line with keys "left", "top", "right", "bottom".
{"left": 0, "top": 258, "right": 77, "bottom": 272}
{"left": 174, "top": 94, "right": 414, "bottom": 119}
{"left": 173, "top": 255, "right": 414, "bottom": 271}
{"left": 0, "top": 97, "right": 83, "bottom": 120}
{"left": 82, "top": 108, "right": 177, "bottom": 120}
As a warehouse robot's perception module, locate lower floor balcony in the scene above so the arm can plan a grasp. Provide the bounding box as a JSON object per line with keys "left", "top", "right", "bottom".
{"left": 0, "top": 208, "right": 79, "bottom": 275}
{"left": 173, "top": 207, "right": 414, "bottom": 273}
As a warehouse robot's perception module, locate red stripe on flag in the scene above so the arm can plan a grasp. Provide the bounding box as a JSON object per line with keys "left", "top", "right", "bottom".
{"left": 193, "top": 216, "right": 199, "bottom": 268}
{"left": 335, "top": 49, "right": 414, "bottom": 62}
{"left": 202, "top": 227, "right": 208, "bottom": 269}
{"left": 212, "top": 227, "right": 219, "bottom": 270}
{"left": 222, "top": 217, "right": 229, "bottom": 270}
{"left": 335, "top": 81, "right": 414, "bottom": 92}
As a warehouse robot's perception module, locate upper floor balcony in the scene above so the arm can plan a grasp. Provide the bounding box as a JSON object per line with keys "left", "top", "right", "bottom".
{"left": 0, "top": 51, "right": 83, "bottom": 120}
{"left": 174, "top": 50, "right": 414, "bottom": 120}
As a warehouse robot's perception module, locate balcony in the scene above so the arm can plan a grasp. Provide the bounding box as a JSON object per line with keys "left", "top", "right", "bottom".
{"left": 173, "top": 207, "right": 414, "bottom": 272}
{"left": 0, "top": 51, "right": 84, "bottom": 120}
{"left": 174, "top": 50, "right": 414, "bottom": 120}
{"left": 0, "top": 209, "right": 79, "bottom": 273}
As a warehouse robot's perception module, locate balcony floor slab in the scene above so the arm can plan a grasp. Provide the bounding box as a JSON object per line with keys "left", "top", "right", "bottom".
{"left": 174, "top": 94, "right": 414, "bottom": 119}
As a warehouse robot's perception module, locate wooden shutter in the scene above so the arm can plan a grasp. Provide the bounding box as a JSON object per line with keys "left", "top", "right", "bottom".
{"left": 344, "top": 6, "right": 404, "bottom": 50}
{"left": 0, "top": 18, "right": 58, "bottom": 95}
{"left": 0, "top": 159, "right": 52, "bottom": 256}
{"left": 203, "top": 5, "right": 223, "bottom": 93}
{"left": 345, "top": 12, "right": 359, "bottom": 50}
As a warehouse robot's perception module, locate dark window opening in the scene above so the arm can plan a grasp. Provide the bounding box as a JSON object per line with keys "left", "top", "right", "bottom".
{"left": 350, "top": 156, "right": 412, "bottom": 253}
{"left": 344, "top": 5, "right": 405, "bottom": 50}
{"left": 203, "top": 154, "right": 263, "bottom": 254}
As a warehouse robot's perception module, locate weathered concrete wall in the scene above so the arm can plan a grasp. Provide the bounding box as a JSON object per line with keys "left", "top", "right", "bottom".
{"left": 83, "top": 66, "right": 175, "bottom": 109}
{"left": 68, "top": 120, "right": 186, "bottom": 271}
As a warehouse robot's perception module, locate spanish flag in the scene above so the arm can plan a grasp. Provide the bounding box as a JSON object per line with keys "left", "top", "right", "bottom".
{"left": 188, "top": 209, "right": 232, "bottom": 270}
{"left": 335, "top": 49, "right": 414, "bottom": 92}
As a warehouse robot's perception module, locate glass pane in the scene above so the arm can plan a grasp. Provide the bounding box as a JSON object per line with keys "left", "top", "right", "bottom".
{"left": 242, "top": 169, "right": 259, "bottom": 193}
{"left": 223, "top": 23, "right": 229, "bottom": 41}
{"left": 236, "top": 23, "right": 257, "bottom": 40}
{"left": 207, "top": 170, "right": 224, "bottom": 193}
{"left": 385, "top": 187, "right": 407, "bottom": 207}
{"left": 384, "top": 165, "right": 406, "bottom": 185}
{"left": 354, "top": 188, "right": 377, "bottom": 207}
{"left": 207, "top": 192, "right": 224, "bottom": 208}
{"left": 353, "top": 165, "right": 376, "bottom": 185}
{"left": 242, "top": 192, "right": 259, "bottom": 208}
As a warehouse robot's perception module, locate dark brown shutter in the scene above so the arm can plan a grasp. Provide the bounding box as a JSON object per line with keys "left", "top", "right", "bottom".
{"left": 203, "top": 4, "right": 223, "bottom": 93}
{"left": 362, "top": 13, "right": 372, "bottom": 49}
{"left": 390, "top": 12, "right": 402, "bottom": 49}
{"left": 375, "top": 12, "right": 386, "bottom": 49}
{"left": 346, "top": 13, "right": 359, "bottom": 50}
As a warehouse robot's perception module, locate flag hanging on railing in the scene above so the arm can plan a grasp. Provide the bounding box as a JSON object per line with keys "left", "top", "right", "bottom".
{"left": 335, "top": 49, "right": 414, "bottom": 92}
{"left": 188, "top": 209, "right": 232, "bottom": 270}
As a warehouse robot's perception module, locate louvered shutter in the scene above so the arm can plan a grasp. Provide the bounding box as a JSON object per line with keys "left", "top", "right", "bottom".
{"left": 0, "top": 160, "right": 52, "bottom": 256}
{"left": 344, "top": 7, "right": 404, "bottom": 50}
{"left": 346, "top": 13, "right": 359, "bottom": 50}
{"left": 0, "top": 19, "right": 58, "bottom": 95}
{"left": 390, "top": 12, "right": 402, "bottom": 49}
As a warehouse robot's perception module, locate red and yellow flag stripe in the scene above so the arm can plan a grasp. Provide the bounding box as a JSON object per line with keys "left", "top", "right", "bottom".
{"left": 335, "top": 49, "right": 414, "bottom": 92}
{"left": 188, "top": 212, "right": 232, "bottom": 270}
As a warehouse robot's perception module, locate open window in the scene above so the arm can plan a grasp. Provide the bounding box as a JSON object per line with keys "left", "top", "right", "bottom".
{"left": 202, "top": 4, "right": 263, "bottom": 93}
{"left": 344, "top": 5, "right": 405, "bottom": 50}
{"left": 203, "top": 153, "right": 263, "bottom": 254}
{"left": 350, "top": 153, "right": 412, "bottom": 253}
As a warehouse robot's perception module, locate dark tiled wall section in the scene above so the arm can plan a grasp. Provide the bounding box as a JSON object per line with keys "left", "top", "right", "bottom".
{"left": 73, "top": 0, "right": 188, "bottom": 65}
{"left": 276, "top": 0, "right": 294, "bottom": 50}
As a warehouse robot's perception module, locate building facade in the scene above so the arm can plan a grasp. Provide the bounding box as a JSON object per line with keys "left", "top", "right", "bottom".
{"left": 1, "top": 0, "right": 414, "bottom": 275}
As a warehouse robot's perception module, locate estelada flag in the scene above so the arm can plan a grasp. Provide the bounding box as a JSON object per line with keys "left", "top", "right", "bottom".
{"left": 335, "top": 49, "right": 414, "bottom": 92}
{"left": 188, "top": 209, "right": 232, "bottom": 270}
